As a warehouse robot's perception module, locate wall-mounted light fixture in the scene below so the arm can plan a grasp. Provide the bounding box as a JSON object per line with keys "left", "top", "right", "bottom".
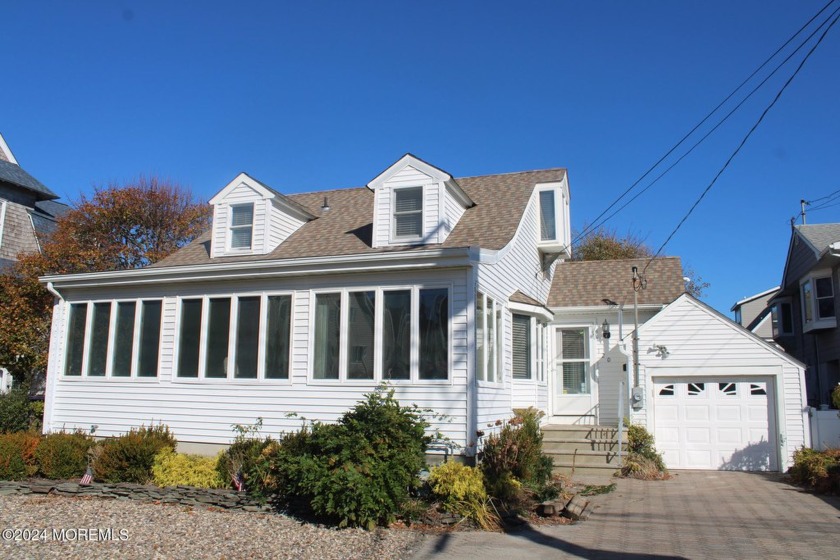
{"left": 652, "top": 344, "right": 669, "bottom": 358}
{"left": 602, "top": 319, "right": 611, "bottom": 339}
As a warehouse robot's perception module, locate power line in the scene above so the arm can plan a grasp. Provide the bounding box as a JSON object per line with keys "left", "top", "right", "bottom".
{"left": 643, "top": 10, "right": 840, "bottom": 276}
{"left": 583, "top": 3, "right": 840, "bottom": 240}
{"left": 572, "top": 0, "right": 839, "bottom": 247}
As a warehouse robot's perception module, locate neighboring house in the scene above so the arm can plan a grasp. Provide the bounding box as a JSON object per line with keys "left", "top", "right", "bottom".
{"left": 773, "top": 223, "right": 840, "bottom": 408}
{"left": 0, "top": 132, "right": 67, "bottom": 270}
{"left": 730, "top": 286, "right": 779, "bottom": 342}
{"left": 547, "top": 259, "right": 807, "bottom": 471}
{"left": 38, "top": 154, "right": 808, "bottom": 471}
{"left": 40, "top": 154, "right": 571, "bottom": 456}
{"left": 0, "top": 132, "right": 67, "bottom": 394}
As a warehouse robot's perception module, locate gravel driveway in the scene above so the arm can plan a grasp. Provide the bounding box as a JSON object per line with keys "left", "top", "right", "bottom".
{"left": 0, "top": 494, "right": 422, "bottom": 560}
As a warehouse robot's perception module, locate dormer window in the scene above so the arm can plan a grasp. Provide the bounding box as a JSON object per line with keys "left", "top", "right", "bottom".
{"left": 539, "top": 190, "right": 557, "bottom": 241}
{"left": 393, "top": 187, "right": 423, "bottom": 239}
{"left": 230, "top": 203, "right": 254, "bottom": 250}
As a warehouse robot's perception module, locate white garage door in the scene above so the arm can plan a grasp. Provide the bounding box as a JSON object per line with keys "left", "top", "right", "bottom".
{"left": 653, "top": 377, "right": 777, "bottom": 471}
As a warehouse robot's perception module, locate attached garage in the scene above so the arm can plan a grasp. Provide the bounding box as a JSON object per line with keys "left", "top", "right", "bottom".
{"left": 633, "top": 294, "right": 808, "bottom": 472}
{"left": 653, "top": 377, "right": 777, "bottom": 470}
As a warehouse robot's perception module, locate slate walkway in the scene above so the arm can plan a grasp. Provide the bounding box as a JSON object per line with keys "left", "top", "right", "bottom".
{"left": 411, "top": 471, "right": 840, "bottom": 559}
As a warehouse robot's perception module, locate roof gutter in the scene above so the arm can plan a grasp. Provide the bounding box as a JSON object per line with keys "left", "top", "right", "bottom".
{"left": 39, "top": 247, "right": 479, "bottom": 289}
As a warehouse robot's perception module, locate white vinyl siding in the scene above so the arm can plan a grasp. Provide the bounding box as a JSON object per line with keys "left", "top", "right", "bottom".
{"left": 45, "top": 269, "right": 471, "bottom": 452}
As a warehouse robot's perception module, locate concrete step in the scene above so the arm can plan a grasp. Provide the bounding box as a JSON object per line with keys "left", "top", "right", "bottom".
{"left": 551, "top": 462, "right": 620, "bottom": 477}
{"left": 545, "top": 449, "right": 622, "bottom": 466}
{"left": 543, "top": 439, "right": 627, "bottom": 453}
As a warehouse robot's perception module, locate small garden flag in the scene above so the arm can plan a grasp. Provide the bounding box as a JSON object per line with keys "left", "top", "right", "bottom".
{"left": 232, "top": 470, "right": 245, "bottom": 492}
{"left": 80, "top": 466, "right": 93, "bottom": 486}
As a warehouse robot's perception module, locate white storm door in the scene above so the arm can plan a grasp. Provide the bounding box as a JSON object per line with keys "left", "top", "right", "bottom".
{"left": 552, "top": 328, "right": 595, "bottom": 418}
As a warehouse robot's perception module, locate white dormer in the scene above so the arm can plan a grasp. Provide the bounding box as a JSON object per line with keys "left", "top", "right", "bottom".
{"left": 536, "top": 176, "right": 571, "bottom": 261}
{"left": 209, "top": 173, "right": 314, "bottom": 258}
{"left": 367, "top": 154, "right": 473, "bottom": 248}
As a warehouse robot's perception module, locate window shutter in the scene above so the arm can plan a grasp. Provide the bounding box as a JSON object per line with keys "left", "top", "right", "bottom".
{"left": 512, "top": 314, "right": 531, "bottom": 379}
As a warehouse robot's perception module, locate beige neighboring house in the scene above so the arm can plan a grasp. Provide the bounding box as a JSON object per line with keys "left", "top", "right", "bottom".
{"left": 0, "top": 132, "right": 67, "bottom": 393}
{"left": 730, "top": 286, "right": 779, "bottom": 341}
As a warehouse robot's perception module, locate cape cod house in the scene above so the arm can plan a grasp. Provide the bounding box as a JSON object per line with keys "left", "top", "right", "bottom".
{"left": 40, "top": 154, "right": 570, "bottom": 456}
{"left": 39, "top": 154, "right": 808, "bottom": 470}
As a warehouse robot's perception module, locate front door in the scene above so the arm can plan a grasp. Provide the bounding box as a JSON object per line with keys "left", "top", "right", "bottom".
{"left": 552, "top": 327, "right": 596, "bottom": 422}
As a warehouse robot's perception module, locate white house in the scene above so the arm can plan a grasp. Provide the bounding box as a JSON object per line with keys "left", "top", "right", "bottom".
{"left": 40, "top": 154, "right": 570, "bottom": 456}
{"left": 39, "top": 154, "right": 808, "bottom": 471}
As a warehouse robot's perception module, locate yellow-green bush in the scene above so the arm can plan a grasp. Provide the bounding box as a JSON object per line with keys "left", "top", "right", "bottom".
{"left": 429, "top": 461, "right": 499, "bottom": 530}
{"left": 152, "top": 449, "right": 226, "bottom": 489}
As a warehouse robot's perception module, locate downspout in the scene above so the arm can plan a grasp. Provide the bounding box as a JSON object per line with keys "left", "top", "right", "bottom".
{"left": 42, "top": 282, "right": 65, "bottom": 434}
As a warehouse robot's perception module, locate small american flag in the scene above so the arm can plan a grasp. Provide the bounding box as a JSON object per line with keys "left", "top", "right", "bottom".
{"left": 232, "top": 470, "right": 245, "bottom": 492}
{"left": 80, "top": 466, "right": 93, "bottom": 486}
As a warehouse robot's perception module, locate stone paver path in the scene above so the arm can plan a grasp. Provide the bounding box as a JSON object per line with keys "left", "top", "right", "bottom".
{"left": 411, "top": 471, "right": 840, "bottom": 559}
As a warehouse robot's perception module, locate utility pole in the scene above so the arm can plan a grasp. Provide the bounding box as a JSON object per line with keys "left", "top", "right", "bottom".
{"left": 801, "top": 199, "right": 808, "bottom": 225}
{"left": 632, "top": 266, "right": 640, "bottom": 387}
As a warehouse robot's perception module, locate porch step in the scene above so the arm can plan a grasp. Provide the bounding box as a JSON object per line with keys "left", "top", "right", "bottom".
{"left": 542, "top": 424, "right": 628, "bottom": 476}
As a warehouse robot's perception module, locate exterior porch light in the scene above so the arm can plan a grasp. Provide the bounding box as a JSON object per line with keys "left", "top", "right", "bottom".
{"left": 602, "top": 319, "right": 611, "bottom": 339}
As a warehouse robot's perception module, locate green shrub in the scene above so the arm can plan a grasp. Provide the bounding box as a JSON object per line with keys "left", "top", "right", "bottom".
{"left": 479, "top": 408, "right": 554, "bottom": 503}
{"left": 0, "top": 432, "right": 40, "bottom": 480}
{"left": 428, "top": 461, "right": 499, "bottom": 530}
{"left": 93, "top": 424, "right": 177, "bottom": 483}
{"left": 621, "top": 422, "right": 667, "bottom": 478}
{"left": 266, "top": 387, "right": 430, "bottom": 529}
{"left": 35, "top": 431, "right": 95, "bottom": 479}
{"left": 216, "top": 418, "right": 275, "bottom": 500}
{"left": 152, "top": 449, "right": 226, "bottom": 488}
{"left": 789, "top": 447, "right": 840, "bottom": 494}
{"left": 0, "top": 385, "right": 40, "bottom": 433}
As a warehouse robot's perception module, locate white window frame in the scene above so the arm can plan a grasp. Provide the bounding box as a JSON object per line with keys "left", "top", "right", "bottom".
{"left": 228, "top": 203, "right": 255, "bottom": 251}
{"left": 391, "top": 186, "right": 424, "bottom": 242}
{"left": 0, "top": 199, "right": 7, "bottom": 250}
{"left": 511, "top": 313, "right": 532, "bottom": 381}
{"left": 800, "top": 272, "right": 837, "bottom": 332}
{"left": 173, "top": 292, "right": 294, "bottom": 383}
{"left": 537, "top": 188, "right": 559, "bottom": 243}
{"left": 476, "top": 293, "right": 503, "bottom": 386}
{"left": 60, "top": 298, "right": 163, "bottom": 381}
{"left": 308, "top": 284, "right": 452, "bottom": 385}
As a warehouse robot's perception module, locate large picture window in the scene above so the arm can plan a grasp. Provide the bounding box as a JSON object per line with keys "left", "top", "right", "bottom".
{"left": 64, "top": 299, "right": 162, "bottom": 379}
{"left": 177, "top": 294, "right": 293, "bottom": 381}
{"left": 311, "top": 287, "right": 449, "bottom": 382}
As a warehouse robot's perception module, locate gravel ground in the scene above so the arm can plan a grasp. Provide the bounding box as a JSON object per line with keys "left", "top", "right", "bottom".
{"left": 0, "top": 494, "right": 423, "bottom": 560}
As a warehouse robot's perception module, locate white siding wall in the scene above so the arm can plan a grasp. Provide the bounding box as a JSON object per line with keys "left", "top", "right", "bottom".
{"left": 475, "top": 191, "right": 556, "bottom": 431}
{"left": 267, "top": 198, "right": 306, "bottom": 250}
{"left": 45, "top": 268, "right": 472, "bottom": 452}
{"left": 631, "top": 296, "right": 808, "bottom": 469}
{"left": 444, "top": 183, "right": 466, "bottom": 236}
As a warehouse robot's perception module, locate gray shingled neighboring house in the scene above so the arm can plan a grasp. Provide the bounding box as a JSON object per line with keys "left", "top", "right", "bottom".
{"left": 731, "top": 286, "right": 779, "bottom": 341}
{"left": 0, "top": 133, "right": 67, "bottom": 269}
{"left": 0, "top": 133, "right": 67, "bottom": 395}
{"left": 774, "top": 223, "right": 840, "bottom": 408}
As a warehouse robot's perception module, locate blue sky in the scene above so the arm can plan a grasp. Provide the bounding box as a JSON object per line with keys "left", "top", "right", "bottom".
{"left": 2, "top": 1, "right": 839, "bottom": 314}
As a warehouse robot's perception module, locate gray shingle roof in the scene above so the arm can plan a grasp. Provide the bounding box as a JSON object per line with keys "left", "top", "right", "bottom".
{"left": 152, "top": 168, "right": 567, "bottom": 268}
{"left": 0, "top": 160, "right": 58, "bottom": 200}
{"left": 548, "top": 257, "right": 685, "bottom": 308}
{"left": 796, "top": 224, "right": 840, "bottom": 253}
